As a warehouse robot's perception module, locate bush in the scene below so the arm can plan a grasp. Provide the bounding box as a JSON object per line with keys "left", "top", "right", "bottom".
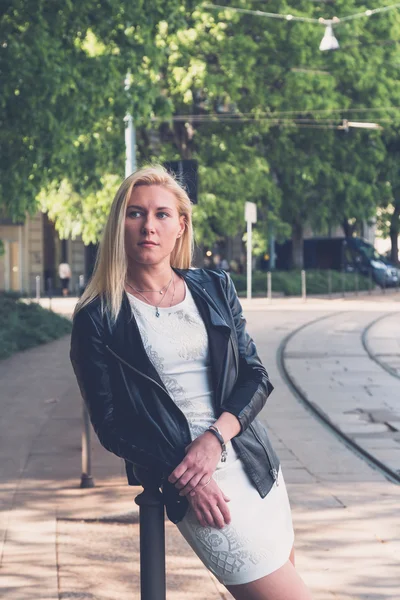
{"left": 0, "top": 294, "right": 72, "bottom": 360}
{"left": 230, "top": 269, "right": 372, "bottom": 297}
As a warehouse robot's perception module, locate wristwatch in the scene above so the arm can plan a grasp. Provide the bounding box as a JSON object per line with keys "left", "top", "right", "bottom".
{"left": 207, "top": 425, "right": 227, "bottom": 462}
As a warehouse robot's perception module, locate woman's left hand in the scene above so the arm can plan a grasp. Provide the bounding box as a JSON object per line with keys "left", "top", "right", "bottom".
{"left": 168, "top": 431, "right": 223, "bottom": 497}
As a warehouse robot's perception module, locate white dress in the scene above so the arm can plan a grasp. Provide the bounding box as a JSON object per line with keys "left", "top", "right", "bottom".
{"left": 127, "top": 281, "right": 295, "bottom": 585}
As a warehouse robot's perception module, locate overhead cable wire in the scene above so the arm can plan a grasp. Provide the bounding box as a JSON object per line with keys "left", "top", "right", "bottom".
{"left": 203, "top": 2, "right": 400, "bottom": 25}
{"left": 151, "top": 107, "right": 400, "bottom": 121}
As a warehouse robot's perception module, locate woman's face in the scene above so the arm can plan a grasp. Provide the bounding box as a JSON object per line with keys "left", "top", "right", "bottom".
{"left": 125, "top": 184, "right": 186, "bottom": 268}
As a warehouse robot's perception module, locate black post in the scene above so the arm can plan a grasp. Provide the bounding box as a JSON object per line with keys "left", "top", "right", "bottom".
{"left": 135, "top": 487, "right": 166, "bottom": 600}
{"left": 47, "top": 277, "right": 53, "bottom": 311}
{"left": 328, "top": 270, "right": 332, "bottom": 298}
{"left": 81, "top": 404, "right": 95, "bottom": 488}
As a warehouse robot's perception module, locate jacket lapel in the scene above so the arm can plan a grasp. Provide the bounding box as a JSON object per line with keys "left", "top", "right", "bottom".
{"left": 174, "top": 269, "right": 231, "bottom": 398}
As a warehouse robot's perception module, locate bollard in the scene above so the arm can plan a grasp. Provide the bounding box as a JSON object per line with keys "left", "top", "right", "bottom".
{"left": 301, "top": 269, "right": 306, "bottom": 302}
{"left": 36, "top": 275, "right": 40, "bottom": 301}
{"left": 342, "top": 270, "right": 345, "bottom": 298}
{"left": 267, "top": 271, "right": 272, "bottom": 302}
{"left": 135, "top": 487, "right": 166, "bottom": 600}
{"left": 355, "top": 272, "right": 359, "bottom": 296}
{"left": 46, "top": 277, "right": 53, "bottom": 311}
{"left": 368, "top": 270, "right": 372, "bottom": 295}
{"left": 81, "top": 404, "right": 95, "bottom": 488}
{"left": 328, "top": 270, "right": 332, "bottom": 298}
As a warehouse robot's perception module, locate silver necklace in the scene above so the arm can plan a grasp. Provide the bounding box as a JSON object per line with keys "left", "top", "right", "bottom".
{"left": 126, "top": 274, "right": 174, "bottom": 317}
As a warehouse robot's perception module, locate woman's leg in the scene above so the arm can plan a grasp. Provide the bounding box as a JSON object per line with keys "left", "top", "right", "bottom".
{"left": 225, "top": 556, "right": 312, "bottom": 600}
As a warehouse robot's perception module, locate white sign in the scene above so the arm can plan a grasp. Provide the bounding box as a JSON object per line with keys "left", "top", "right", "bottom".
{"left": 245, "top": 201, "right": 257, "bottom": 223}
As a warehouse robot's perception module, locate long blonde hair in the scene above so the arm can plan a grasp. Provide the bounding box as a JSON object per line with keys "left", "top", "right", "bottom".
{"left": 75, "top": 164, "right": 194, "bottom": 322}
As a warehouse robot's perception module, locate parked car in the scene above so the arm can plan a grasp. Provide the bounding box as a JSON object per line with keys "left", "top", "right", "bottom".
{"left": 275, "top": 236, "right": 399, "bottom": 288}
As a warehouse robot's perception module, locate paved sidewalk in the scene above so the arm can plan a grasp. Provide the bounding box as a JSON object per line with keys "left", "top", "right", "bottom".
{"left": 1, "top": 297, "right": 400, "bottom": 599}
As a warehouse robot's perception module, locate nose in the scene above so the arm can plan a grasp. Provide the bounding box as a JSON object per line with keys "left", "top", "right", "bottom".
{"left": 141, "top": 214, "right": 156, "bottom": 234}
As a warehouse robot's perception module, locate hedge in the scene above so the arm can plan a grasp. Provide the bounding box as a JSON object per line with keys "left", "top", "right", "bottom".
{"left": 0, "top": 292, "right": 72, "bottom": 360}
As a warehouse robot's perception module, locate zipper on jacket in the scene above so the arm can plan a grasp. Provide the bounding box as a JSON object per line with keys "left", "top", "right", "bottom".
{"left": 201, "top": 286, "right": 239, "bottom": 378}
{"left": 105, "top": 345, "right": 192, "bottom": 444}
{"left": 249, "top": 423, "right": 279, "bottom": 486}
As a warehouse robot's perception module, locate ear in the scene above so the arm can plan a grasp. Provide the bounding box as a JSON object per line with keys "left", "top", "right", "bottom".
{"left": 178, "top": 215, "right": 186, "bottom": 237}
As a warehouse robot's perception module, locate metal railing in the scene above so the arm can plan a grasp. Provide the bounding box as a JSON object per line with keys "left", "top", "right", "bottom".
{"left": 261, "top": 269, "right": 400, "bottom": 301}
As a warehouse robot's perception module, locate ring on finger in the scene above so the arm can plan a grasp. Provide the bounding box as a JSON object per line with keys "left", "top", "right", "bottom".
{"left": 202, "top": 477, "right": 212, "bottom": 488}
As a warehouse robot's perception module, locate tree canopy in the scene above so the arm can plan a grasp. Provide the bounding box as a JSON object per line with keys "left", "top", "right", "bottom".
{"left": 2, "top": 1, "right": 400, "bottom": 264}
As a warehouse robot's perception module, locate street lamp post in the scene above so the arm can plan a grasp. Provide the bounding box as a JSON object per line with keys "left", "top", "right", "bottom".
{"left": 124, "top": 71, "right": 137, "bottom": 177}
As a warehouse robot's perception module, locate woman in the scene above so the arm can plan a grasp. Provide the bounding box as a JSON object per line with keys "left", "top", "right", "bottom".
{"left": 70, "top": 165, "right": 312, "bottom": 600}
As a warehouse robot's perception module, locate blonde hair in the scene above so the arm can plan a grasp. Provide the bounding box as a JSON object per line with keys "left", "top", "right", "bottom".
{"left": 75, "top": 164, "right": 194, "bottom": 322}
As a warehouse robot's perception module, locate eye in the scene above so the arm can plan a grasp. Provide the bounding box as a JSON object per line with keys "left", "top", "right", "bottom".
{"left": 157, "top": 212, "right": 170, "bottom": 218}
{"left": 127, "top": 210, "right": 142, "bottom": 218}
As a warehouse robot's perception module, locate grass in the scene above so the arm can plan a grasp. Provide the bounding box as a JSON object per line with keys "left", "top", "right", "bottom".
{"left": 230, "top": 269, "right": 372, "bottom": 297}
{"left": 0, "top": 292, "right": 72, "bottom": 360}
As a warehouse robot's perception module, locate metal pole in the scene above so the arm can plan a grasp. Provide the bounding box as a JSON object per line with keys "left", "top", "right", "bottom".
{"left": 35, "top": 275, "right": 40, "bottom": 301}
{"left": 268, "top": 223, "right": 276, "bottom": 270}
{"left": 368, "top": 269, "right": 372, "bottom": 295}
{"left": 81, "top": 404, "right": 95, "bottom": 488}
{"left": 124, "top": 71, "right": 137, "bottom": 178}
{"left": 79, "top": 274, "right": 85, "bottom": 297}
{"left": 267, "top": 271, "right": 272, "bottom": 302}
{"left": 328, "top": 270, "right": 332, "bottom": 298}
{"left": 355, "top": 271, "right": 359, "bottom": 296}
{"left": 342, "top": 270, "right": 345, "bottom": 298}
{"left": 124, "top": 113, "right": 137, "bottom": 177}
{"left": 301, "top": 269, "right": 306, "bottom": 302}
{"left": 246, "top": 219, "right": 252, "bottom": 300}
{"left": 135, "top": 487, "right": 166, "bottom": 600}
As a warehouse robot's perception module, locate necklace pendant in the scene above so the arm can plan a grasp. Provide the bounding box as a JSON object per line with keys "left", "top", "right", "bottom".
{"left": 159, "top": 291, "right": 163, "bottom": 295}
{"left": 155, "top": 307, "right": 160, "bottom": 317}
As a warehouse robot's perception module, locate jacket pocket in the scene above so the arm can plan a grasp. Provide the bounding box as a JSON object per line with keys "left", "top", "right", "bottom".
{"left": 249, "top": 423, "right": 279, "bottom": 486}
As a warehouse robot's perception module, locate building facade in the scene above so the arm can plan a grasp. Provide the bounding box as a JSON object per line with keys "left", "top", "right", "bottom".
{"left": 0, "top": 212, "right": 86, "bottom": 295}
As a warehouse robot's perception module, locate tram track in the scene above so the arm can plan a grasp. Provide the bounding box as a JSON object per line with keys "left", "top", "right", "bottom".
{"left": 277, "top": 311, "right": 400, "bottom": 485}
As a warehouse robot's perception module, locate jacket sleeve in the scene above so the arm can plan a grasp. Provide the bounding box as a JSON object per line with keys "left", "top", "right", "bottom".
{"left": 219, "top": 271, "right": 274, "bottom": 434}
{"left": 70, "top": 307, "right": 169, "bottom": 473}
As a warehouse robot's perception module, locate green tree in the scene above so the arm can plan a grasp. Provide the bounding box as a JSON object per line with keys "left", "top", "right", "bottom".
{"left": 0, "top": 0, "right": 193, "bottom": 220}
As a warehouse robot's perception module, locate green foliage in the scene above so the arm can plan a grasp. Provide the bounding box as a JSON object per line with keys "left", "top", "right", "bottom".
{"left": 0, "top": 0, "right": 194, "bottom": 220}
{"left": 0, "top": 293, "right": 72, "bottom": 360}
{"left": 2, "top": 0, "right": 400, "bottom": 259}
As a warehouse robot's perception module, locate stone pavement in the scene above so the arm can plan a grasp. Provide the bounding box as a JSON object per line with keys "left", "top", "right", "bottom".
{"left": 1, "top": 294, "right": 399, "bottom": 599}
{"left": 283, "top": 310, "right": 400, "bottom": 479}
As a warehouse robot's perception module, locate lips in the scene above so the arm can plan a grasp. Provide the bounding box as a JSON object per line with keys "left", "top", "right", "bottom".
{"left": 139, "top": 241, "right": 158, "bottom": 246}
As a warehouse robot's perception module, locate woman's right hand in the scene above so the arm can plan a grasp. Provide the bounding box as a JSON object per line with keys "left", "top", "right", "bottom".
{"left": 187, "top": 478, "right": 231, "bottom": 529}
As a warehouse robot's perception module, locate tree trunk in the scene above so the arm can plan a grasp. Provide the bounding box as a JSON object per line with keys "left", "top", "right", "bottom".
{"left": 389, "top": 201, "right": 400, "bottom": 265}
{"left": 291, "top": 222, "right": 304, "bottom": 269}
{"left": 342, "top": 218, "right": 355, "bottom": 238}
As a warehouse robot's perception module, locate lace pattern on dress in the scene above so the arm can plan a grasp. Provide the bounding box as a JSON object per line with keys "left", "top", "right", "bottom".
{"left": 129, "top": 294, "right": 216, "bottom": 440}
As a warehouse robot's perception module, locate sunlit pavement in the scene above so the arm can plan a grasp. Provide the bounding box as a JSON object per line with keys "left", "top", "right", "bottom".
{"left": 1, "top": 294, "right": 399, "bottom": 598}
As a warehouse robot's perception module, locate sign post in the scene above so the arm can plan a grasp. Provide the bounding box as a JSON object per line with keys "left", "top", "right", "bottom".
{"left": 245, "top": 202, "right": 257, "bottom": 299}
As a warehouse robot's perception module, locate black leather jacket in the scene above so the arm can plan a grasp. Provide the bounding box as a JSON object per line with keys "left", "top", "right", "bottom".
{"left": 70, "top": 267, "right": 280, "bottom": 523}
